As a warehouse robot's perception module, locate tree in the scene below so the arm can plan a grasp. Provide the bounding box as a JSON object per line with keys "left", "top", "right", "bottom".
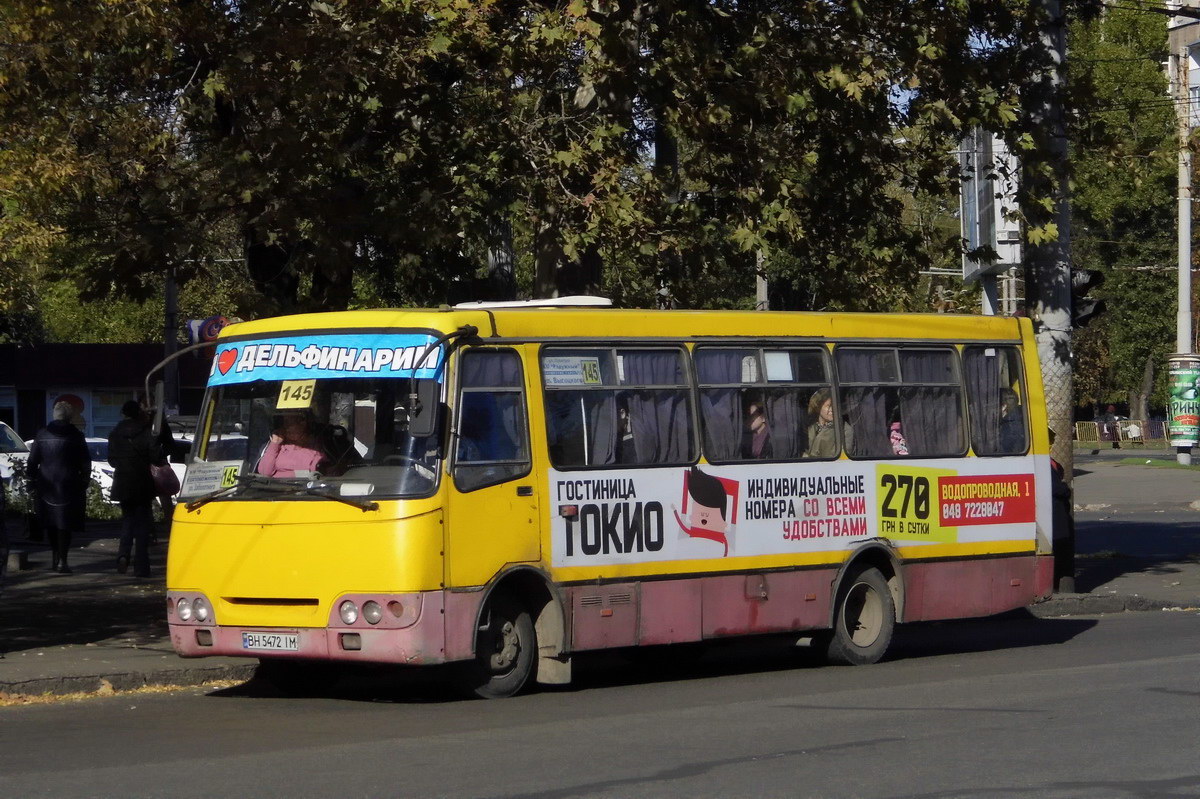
{"left": 1068, "top": 5, "right": 1176, "bottom": 418}
{"left": 2, "top": 0, "right": 1057, "bottom": 323}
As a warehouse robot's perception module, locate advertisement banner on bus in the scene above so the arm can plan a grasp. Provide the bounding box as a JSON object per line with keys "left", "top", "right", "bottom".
{"left": 207, "top": 333, "right": 444, "bottom": 386}
{"left": 549, "top": 458, "right": 1039, "bottom": 567}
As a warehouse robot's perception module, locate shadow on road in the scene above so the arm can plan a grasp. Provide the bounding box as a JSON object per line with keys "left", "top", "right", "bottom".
{"left": 210, "top": 613, "right": 1097, "bottom": 705}
{"left": 1073, "top": 515, "right": 1200, "bottom": 593}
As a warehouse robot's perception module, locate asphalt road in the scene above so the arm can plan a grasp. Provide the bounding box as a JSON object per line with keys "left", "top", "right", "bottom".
{"left": 2, "top": 611, "right": 1198, "bottom": 799}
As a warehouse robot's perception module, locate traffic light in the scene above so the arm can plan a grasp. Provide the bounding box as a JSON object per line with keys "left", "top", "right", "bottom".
{"left": 1071, "top": 268, "right": 1106, "bottom": 328}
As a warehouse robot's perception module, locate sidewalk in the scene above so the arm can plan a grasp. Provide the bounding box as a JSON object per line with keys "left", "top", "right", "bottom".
{"left": 2, "top": 456, "right": 1199, "bottom": 698}
{"left": 0, "top": 517, "right": 256, "bottom": 697}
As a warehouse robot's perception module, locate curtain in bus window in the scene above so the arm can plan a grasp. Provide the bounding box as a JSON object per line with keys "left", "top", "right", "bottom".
{"left": 764, "top": 389, "right": 804, "bottom": 459}
{"left": 457, "top": 351, "right": 527, "bottom": 464}
{"left": 898, "top": 351, "right": 963, "bottom": 456}
{"left": 620, "top": 351, "right": 693, "bottom": 464}
{"left": 461, "top": 350, "right": 522, "bottom": 387}
{"left": 836, "top": 350, "right": 892, "bottom": 458}
{"left": 695, "top": 349, "right": 744, "bottom": 461}
{"left": 963, "top": 347, "right": 1030, "bottom": 455}
{"left": 545, "top": 391, "right": 616, "bottom": 467}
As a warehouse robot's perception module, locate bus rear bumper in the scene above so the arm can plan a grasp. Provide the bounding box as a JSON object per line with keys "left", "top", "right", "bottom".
{"left": 168, "top": 590, "right": 454, "bottom": 666}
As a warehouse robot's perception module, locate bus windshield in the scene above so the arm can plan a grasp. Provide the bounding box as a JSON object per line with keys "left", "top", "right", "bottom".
{"left": 188, "top": 376, "right": 442, "bottom": 500}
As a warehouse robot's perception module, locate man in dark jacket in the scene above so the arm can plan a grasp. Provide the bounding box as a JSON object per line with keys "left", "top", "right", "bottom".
{"left": 108, "top": 400, "right": 157, "bottom": 577}
{"left": 27, "top": 401, "right": 91, "bottom": 573}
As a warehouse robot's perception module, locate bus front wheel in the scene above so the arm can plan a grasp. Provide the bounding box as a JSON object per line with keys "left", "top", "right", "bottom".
{"left": 825, "top": 566, "right": 895, "bottom": 666}
{"left": 463, "top": 594, "right": 537, "bottom": 699}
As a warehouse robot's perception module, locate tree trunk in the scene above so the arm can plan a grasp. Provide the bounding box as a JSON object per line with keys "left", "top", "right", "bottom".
{"left": 1128, "top": 354, "right": 1154, "bottom": 421}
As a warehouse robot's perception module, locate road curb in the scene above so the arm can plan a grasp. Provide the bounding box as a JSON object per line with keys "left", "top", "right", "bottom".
{"left": 1030, "top": 593, "right": 1200, "bottom": 617}
{"left": 0, "top": 663, "right": 257, "bottom": 699}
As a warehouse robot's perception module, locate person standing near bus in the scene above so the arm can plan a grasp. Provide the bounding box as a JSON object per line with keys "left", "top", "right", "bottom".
{"left": 109, "top": 400, "right": 157, "bottom": 578}
{"left": 27, "top": 400, "right": 91, "bottom": 573}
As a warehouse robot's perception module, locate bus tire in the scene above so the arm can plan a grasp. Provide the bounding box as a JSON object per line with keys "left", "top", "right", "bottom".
{"left": 825, "top": 566, "right": 895, "bottom": 666}
{"left": 464, "top": 594, "right": 537, "bottom": 699}
{"left": 256, "top": 659, "right": 340, "bottom": 696}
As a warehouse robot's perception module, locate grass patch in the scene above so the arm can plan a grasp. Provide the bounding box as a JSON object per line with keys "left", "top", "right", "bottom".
{"left": 1116, "top": 457, "right": 1200, "bottom": 470}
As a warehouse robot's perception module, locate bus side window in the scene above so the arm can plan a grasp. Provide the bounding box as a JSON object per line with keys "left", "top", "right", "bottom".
{"left": 454, "top": 349, "right": 530, "bottom": 492}
{"left": 837, "top": 347, "right": 965, "bottom": 458}
{"left": 836, "top": 348, "right": 899, "bottom": 458}
{"left": 964, "top": 346, "right": 1028, "bottom": 456}
{"left": 694, "top": 347, "right": 829, "bottom": 462}
{"left": 542, "top": 347, "right": 694, "bottom": 468}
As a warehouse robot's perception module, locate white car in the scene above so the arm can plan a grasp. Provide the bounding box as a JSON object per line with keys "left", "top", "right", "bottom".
{"left": 0, "top": 421, "right": 29, "bottom": 487}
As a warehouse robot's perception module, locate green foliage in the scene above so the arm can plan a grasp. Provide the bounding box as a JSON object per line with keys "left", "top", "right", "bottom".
{"left": 0, "top": 0, "right": 1063, "bottom": 322}
{"left": 1068, "top": 6, "right": 1176, "bottom": 412}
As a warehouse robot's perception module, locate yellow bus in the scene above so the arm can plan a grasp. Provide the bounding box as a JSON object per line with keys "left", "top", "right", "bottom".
{"left": 167, "top": 300, "right": 1052, "bottom": 697}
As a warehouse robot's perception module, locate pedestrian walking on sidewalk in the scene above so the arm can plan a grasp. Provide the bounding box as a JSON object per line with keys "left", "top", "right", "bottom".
{"left": 1098, "top": 404, "right": 1120, "bottom": 450}
{"left": 109, "top": 400, "right": 157, "bottom": 578}
{"left": 27, "top": 401, "right": 91, "bottom": 574}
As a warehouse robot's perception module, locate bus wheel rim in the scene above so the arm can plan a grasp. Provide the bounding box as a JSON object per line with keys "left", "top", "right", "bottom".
{"left": 489, "top": 620, "right": 519, "bottom": 671}
{"left": 844, "top": 581, "right": 883, "bottom": 648}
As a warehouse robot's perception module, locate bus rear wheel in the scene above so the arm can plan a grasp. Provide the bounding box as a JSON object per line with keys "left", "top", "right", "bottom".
{"left": 463, "top": 594, "right": 537, "bottom": 699}
{"left": 825, "top": 566, "right": 895, "bottom": 666}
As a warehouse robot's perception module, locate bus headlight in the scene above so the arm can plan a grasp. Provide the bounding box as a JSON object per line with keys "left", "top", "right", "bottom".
{"left": 362, "top": 601, "right": 383, "bottom": 625}
{"left": 194, "top": 597, "right": 211, "bottom": 623}
{"left": 177, "top": 598, "right": 193, "bottom": 622}
{"left": 339, "top": 600, "right": 359, "bottom": 625}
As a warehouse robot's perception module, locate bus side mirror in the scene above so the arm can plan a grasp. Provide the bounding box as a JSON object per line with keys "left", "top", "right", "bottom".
{"left": 408, "top": 380, "right": 441, "bottom": 438}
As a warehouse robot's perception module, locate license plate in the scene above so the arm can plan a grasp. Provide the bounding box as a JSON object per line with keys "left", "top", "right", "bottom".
{"left": 242, "top": 631, "right": 299, "bottom": 651}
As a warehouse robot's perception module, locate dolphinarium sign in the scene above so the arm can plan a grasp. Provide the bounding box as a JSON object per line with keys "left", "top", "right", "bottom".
{"left": 207, "top": 333, "right": 443, "bottom": 386}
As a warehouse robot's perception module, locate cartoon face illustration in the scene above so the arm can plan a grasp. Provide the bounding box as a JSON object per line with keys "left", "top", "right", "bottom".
{"left": 688, "top": 498, "right": 727, "bottom": 534}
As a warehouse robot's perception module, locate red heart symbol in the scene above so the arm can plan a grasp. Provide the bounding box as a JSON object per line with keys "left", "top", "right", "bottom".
{"left": 217, "top": 347, "right": 237, "bottom": 375}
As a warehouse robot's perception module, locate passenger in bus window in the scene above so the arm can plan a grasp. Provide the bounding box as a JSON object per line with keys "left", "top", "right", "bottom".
{"left": 742, "top": 400, "right": 772, "bottom": 459}
{"left": 998, "top": 389, "right": 1026, "bottom": 454}
{"left": 257, "top": 411, "right": 330, "bottom": 478}
{"left": 889, "top": 420, "right": 909, "bottom": 456}
{"left": 615, "top": 404, "right": 637, "bottom": 463}
{"left": 804, "top": 389, "right": 853, "bottom": 458}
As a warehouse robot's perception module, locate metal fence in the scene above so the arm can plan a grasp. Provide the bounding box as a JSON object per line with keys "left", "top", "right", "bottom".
{"left": 1074, "top": 420, "right": 1168, "bottom": 446}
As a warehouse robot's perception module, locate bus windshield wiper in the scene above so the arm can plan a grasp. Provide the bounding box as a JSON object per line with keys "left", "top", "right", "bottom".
{"left": 184, "top": 474, "right": 272, "bottom": 513}
{"left": 184, "top": 474, "right": 378, "bottom": 512}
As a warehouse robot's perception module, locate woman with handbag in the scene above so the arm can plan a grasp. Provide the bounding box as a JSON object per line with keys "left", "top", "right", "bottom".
{"left": 151, "top": 417, "right": 181, "bottom": 540}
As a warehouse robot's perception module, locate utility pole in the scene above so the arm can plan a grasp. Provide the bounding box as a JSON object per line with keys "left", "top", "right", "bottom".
{"left": 163, "top": 265, "right": 179, "bottom": 418}
{"left": 1168, "top": 5, "right": 1197, "bottom": 464}
{"left": 1022, "top": 0, "right": 1074, "bottom": 479}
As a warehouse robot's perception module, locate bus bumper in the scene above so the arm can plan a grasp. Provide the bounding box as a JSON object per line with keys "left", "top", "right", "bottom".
{"left": 168, "top": 590, "right": 459, "bottom": 666}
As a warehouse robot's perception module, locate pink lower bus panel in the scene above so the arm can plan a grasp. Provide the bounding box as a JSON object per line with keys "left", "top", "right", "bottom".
{"left": 901, "top": 555, "right": 1042, "bottom": 622}
{"left": 170, "top": 590, "right": 450, "bottom": 665}
{"left": 638, "top": 579, "right": 703, "bottom": 645}
{"left": 701, "top": 570, "right": 835, "bottom": 638}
